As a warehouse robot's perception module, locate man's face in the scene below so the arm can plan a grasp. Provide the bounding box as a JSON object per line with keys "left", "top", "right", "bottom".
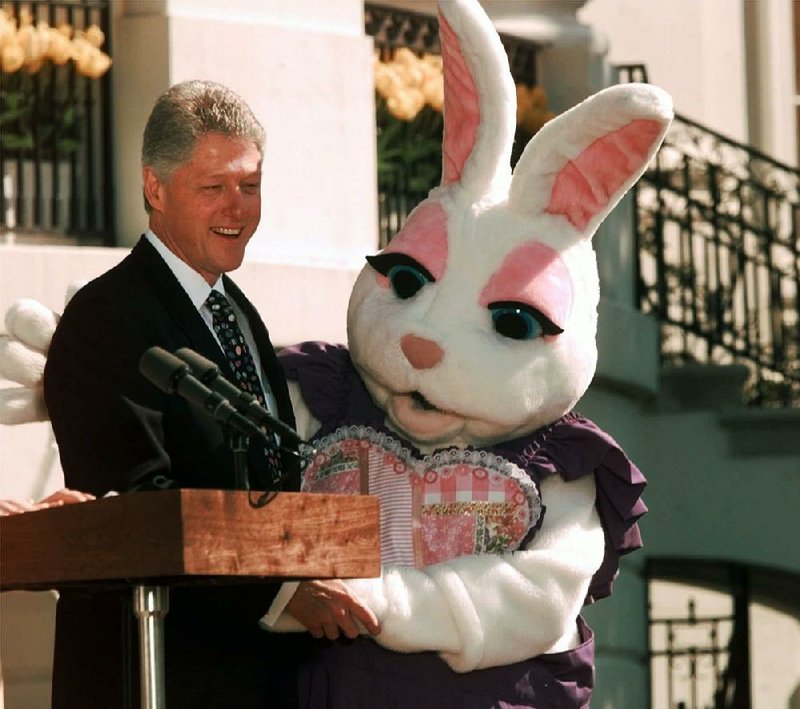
{"left": 144, "top": 132, "right": 262, "bottom": 285}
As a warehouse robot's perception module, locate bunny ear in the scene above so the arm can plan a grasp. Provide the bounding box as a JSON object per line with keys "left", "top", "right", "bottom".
{"left": 437, "top": 0, "right": 516, "bottom": 202}
{"left": 508, "top": 84, "right": 673, "bottom": 237}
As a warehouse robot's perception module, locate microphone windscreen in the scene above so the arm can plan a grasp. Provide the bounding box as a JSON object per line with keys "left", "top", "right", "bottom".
{"left": 139, "top": 346, "right": 188, "bottom": 393}
{"left": 174, "top": 347, "right": 219, "bottom": 383}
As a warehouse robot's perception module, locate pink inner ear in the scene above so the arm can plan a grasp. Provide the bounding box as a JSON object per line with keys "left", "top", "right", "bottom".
{"left": 546, "top": 118, "right": 662, "bottom": 231}
{"left": 439, "top": 13, "right": 480, "bottom": 185}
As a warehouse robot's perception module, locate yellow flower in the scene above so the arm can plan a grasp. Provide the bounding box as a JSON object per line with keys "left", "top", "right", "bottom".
{"left": 374, "top": 61, "right": 404, "bottom": 100}
{"left": 84, "top": 24, "right": 105, "bottom": 49}
{"left": 374, "top": 49, "right": 444, "bottom": 118}
{"left": 45, "top": 27, "right": 72, "bottom": 65}
{"left": 387, "top": 87, "right": 425, "bottom": 121}
{"left": 17, "top": 8, "right": 33, "bottom": 28}
{"left": 419, "top": 54, "right": 443, "bottom": 111}
{"left": 392, "top": 47, "right": 418, "bottom": 68}
{"left": 0, "top": 10, "right": 111, "bottom": 78}
{"left": 16, "top": 23, "right": 46, "bottom": 69}
{"left": 2, "top": 41, "right": 24, "bottom": 73}
{"left": 0, "top": 10, "right": 17, "bottom": 52}
{"left": 516, "top": 84, "right": 555, "bottom": 135}
{"left": 421, "top": 54, "right": 442, "bottom": 71}
{"left": 71, "top": 35, "right": 111, "bottom": 78}
{"left": 77, "top": 48, "right": 112, "bottom": 79}
{"left": 422, "top": 74, "right": 443, "bottom": 112}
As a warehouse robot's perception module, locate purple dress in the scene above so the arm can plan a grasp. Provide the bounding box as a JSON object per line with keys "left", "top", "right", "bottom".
{"left": 280, "top": 342, "right": 647, "bottom": 708}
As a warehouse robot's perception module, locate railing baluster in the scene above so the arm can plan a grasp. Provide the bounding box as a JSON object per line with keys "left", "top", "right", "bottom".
{"left": 618, "top": 63, "right": 799, "bottom": 407}
{"left": 99, "top": 0, "right": 114, "bottom": 244}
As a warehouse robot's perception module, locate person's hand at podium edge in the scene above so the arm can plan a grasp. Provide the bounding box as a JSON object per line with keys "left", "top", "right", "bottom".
{"left": 286, "top": 579, "right": 381, "bottom": 640}
{"left": 0, "top": 488, "right": 95, "bottom": 516}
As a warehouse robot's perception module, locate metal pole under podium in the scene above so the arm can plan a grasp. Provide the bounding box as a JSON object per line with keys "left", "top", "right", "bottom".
{"left": 133, "top": 584, "right": 169, "bottom": 708}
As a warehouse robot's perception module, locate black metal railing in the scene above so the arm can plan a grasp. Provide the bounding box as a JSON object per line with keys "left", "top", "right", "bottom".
{"left": 648, "top": 564, "right": 752, "bottom": 709}
{"left": 650, "top": 600, "right": 736, "bottom": 709}
{"left": 619, "top": 65, "right": 800, "bottom": 407}
{"left": 366, "top": 3, "right": 541, "bottom": 248}
{"left": 0, "top": 0, "right": 114, "bottom": 244}
{"left": 366, "top": 2, "right": 539, "bottom": 83}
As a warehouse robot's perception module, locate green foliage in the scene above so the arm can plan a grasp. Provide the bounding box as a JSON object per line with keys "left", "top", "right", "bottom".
{"left": 376, "top": 96, "right": 443, "bottom": 195}
{"left": 0, "top": 71, "right": 83, "bottom": 156}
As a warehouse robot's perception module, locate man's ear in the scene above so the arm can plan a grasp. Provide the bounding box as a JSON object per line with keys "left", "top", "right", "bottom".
{"left": 142, "top": 166, "right": 165, "bottom": 212}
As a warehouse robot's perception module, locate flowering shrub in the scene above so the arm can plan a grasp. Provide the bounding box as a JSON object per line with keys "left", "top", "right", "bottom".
{"left": 0, "top": 8, "right": 111, "bottom": 78}
{"left": 0, "top": 8, "right": 112, "bottom": 154}
{"left": 515, "top": 84, "right": 555, "bottom": 137}
{"left": 374, "top": 47, "right": 556, "bottom": 198}
{"left": 374, "top": 49, "right": 444, "bottom": 195}
{"left": 374, "top": 48, "right": 443, "bottom": 121}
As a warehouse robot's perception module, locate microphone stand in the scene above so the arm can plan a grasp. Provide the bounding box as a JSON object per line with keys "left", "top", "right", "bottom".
{"left": 140, "top": 346, "right": 315, "bottom": 502}
{"left": 227, "top": 429, "right": 251, "bottom": 492}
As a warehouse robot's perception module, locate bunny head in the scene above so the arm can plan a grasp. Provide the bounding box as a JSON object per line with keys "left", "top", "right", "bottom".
{"left": 348, "top": 0, "right": 673, "bottom": 450}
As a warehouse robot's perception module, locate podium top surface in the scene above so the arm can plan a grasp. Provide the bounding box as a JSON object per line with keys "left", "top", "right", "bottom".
{"left": 0, "top": 489, "right": 381, "bottom": 591}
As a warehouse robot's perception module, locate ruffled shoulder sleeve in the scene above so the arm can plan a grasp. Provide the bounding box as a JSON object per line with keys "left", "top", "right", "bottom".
{"left": 278, "top": 342, "right": 354, "bottom": 427}
{"left": 504, "top": 412, "right": 648, "bottom": 603}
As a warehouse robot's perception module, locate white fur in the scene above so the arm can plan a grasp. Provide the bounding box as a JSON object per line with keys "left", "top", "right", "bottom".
{"left": 266, "top": 0, "right": 669, "bottom": 671}
{"left": 436, "top": 0, "right": 516, "bottom": 204}
{"left": 4, "top": 298, "right": 59, "bottom": 352}
{"left": 0, "top": 291, "right": 78, "bottom": 426}
{"left": 348, "top": 78, "right": 672, "bottom": 446}
{"left": 0, "top": 387, "right": 48, "bottom": 424}
{"left": 268, "top": 475, "right": 604, "bottom": 671}
{"left": 0, "top": 335, "right": 47, "bottom": 388}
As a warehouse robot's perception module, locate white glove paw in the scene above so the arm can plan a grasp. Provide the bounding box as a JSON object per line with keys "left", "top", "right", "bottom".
{"left": 0, "top": 387, "right": 47, "bottom": 424}
{"left": 4, "top": 298, "right": 59, "bottom": 352}
{"left": 1, "top": 298, "right": 59, "bottom": 425}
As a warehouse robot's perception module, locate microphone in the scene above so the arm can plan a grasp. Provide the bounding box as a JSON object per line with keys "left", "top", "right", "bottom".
{"left": 173, "top": 347, "right": 305, "bottom": 448}
{"left": 139, "top": 346, "right": 266, "bottom": 441}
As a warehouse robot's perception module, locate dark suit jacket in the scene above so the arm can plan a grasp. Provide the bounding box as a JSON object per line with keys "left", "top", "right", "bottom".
{"left": 44, "top": 237, "right": 307, "bottom": 708}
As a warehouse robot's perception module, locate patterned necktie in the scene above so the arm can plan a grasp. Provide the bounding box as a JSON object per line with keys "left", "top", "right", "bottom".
{"left": 205, "top": 290, "right": 283, "bottom": 486}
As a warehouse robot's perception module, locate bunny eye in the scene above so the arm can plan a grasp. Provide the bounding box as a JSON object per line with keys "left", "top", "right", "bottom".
{"left": 488, "top": 302, "right": 564, "bottom": 341}
{"left": 388, "top": 264, "right": 430, "bottom": 299}
{"left": 366, "top": 253, "right": 434, "bottom": 300}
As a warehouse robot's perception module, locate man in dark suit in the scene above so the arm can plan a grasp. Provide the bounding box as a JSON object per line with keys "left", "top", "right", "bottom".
{"left": 43, "top": 80, "right": 313, "bottom": 708}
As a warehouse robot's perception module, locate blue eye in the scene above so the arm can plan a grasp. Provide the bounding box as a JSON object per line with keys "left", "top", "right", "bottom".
{"left": 387, "top": 264, "right": 430, "bottom": 299}
{"left": 366, "top": 253, "right": 434, "bottom": 300}
{"left": 489, "top": 301, "right": 564, "bottom": 341}
{"left": 491, "top": 307, "right": 542, "bottom": 340}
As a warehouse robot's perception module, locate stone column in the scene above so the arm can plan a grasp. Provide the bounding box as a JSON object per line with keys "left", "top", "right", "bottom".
{"left": 112, "top": 0, "right": 378, "bottom": 273}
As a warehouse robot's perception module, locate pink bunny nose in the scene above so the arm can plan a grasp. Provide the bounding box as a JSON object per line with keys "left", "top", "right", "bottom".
{"left": 401, "top": 334, "right": 444, "bottom": 370}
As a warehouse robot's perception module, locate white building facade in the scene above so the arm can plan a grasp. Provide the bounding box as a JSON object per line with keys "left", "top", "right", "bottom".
{"left": 1, "top": 1, "right": 798, "bottom": 706}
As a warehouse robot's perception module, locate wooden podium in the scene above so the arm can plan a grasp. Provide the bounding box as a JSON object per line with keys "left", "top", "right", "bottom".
{"left": 0, "top": 489, "right": 381, "bottom": 707}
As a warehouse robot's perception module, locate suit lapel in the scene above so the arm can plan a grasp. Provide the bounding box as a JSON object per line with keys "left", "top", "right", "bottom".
{"left": 133, "top": 238, "right": 293, "bottom": 429}
{"left": 130, "top": 237, "right": 231, "bottom": 377}
{"left": 130, "top": 237, "right": 299, "bottom": 488}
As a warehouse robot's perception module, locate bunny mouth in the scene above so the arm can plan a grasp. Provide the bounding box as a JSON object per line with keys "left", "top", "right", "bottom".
{"left": 388, "top": 390, "right": 466, "bottom": 443}
{"left": 410, "top": 391, "right": 439, "bottom": 412}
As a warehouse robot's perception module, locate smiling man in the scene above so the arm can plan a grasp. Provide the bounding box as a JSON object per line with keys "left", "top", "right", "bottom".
{"left": 43, "top": 80, "right": 313, "bottom": 708}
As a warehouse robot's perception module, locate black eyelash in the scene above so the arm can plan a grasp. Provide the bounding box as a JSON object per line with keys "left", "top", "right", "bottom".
{"left": 366, "top": 253, "right": 435, "bottom": 282}
{"left": 488, "top": 301, "right": 564, "bottom": 336}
